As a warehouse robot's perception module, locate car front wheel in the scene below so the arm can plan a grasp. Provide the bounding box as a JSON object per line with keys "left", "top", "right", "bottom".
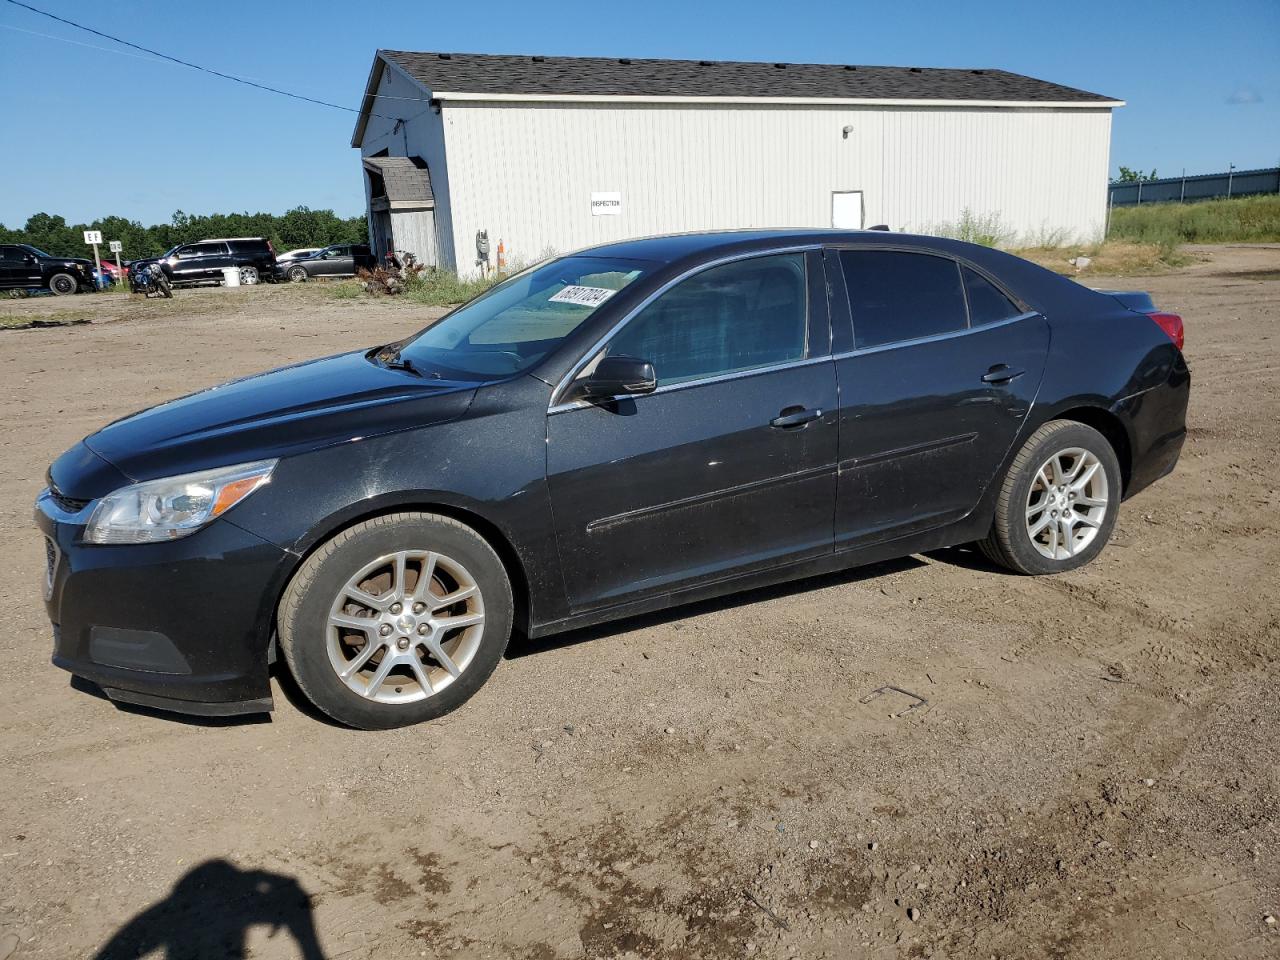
{"left": 979, "top": 420, "right": 1122, "bottom": 575}
{"left": 49, "top": 273, "right": 77, "bottom": 295}
{"left": 287, "top": 265, "right": 308, "bottom": 283}
{"left": 278, "top": 512, "right": 513, "bottom": 729}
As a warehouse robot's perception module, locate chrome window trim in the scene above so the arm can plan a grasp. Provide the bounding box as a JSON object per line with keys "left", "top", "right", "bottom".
{"left": 831, "top": 310, "right": 1040, "bottom": 360}
{"left": 547, "top": 244, "right": 822, "bottom": 411}
{"left": 549, "top": 353, "right": 834, "bottom": 415}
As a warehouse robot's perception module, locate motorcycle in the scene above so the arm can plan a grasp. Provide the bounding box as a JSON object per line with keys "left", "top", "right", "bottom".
{"left": 134, "top": 262, "right": 173, "bottom": 299}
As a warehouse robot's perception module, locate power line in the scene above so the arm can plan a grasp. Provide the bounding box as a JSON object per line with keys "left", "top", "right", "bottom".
{"left": 2, "top": 0, "right": 393, "bottom": 118}
{"left": 0, "top": 22, "right": 171, "bottom": 65}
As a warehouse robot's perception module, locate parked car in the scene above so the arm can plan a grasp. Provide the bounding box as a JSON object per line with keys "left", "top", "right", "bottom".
{"left": 37, "top": 229, "right": 1189, "bottom": 729}
{"left": 278, "top": 244, "right": 376, "bottom": 282}
{"left": 277, "top": 248, "right": 322, "bottom": 264}
{"left": 139, "top": 237, "right": 278, "bottom": 287}
{"left": 0, "top": 243, "right": 96, "bottom": 295}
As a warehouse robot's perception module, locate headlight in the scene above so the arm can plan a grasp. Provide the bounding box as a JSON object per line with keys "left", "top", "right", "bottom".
{"left": 84, "top": 459, "right": 277, "bottom": 544}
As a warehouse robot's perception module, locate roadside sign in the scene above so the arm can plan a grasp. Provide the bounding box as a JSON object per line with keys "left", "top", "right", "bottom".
{"left": 109, "top": 240, "right": 122, "bottom": 253}
{"left": 83, "top": 231, "right": 104, "bottom": 290}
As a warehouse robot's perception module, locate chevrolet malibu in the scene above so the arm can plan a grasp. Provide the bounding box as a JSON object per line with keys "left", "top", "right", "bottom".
{"left": 36, "top": 230, "right": 1189, "bottom": 729}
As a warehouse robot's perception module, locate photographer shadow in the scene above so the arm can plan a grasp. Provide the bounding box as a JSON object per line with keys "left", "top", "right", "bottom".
{"left": 93, "top": 859, "right": 325, "bottom": 959}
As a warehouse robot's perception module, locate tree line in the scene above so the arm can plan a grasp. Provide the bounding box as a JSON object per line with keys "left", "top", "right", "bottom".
{"left": 0, "top": 207, "right": 369, "bottom": 260}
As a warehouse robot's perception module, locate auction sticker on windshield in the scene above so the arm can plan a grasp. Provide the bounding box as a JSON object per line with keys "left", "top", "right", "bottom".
{"left": 549, "top": 285, "right": 618, "bottom": 307}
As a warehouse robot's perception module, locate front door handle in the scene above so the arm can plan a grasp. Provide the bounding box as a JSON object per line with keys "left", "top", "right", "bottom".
{"left": 982, "top": 364, "right": 1025, "bottom": 385}
{"left": 770, "top": 406, "right": 822, "bottom": 429}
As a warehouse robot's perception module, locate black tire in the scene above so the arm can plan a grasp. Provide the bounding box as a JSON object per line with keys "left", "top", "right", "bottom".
{"left": 239, "top": 266, "right": 259, "bottom": 285}
{"left": 49, "top": 273, "right": 77, "bottom": 296}
{"left": 287, "top": 265, "right": 308, "bottom": 283}
{"left": 278, "top": 512, "right": 513, "bottom": 729}
{"left": 979, "top": 420, "right": 1122, "bottom": 575}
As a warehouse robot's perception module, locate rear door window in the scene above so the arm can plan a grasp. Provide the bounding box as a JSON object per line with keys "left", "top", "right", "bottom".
{"left": 606, "top": 253, "right": 808, "bottom": 386}
{"left": 839, "top": 251, "right": 967, "bottom": 349}
{"left": 962, "top": 266, "right": 1023, "bottom": 326}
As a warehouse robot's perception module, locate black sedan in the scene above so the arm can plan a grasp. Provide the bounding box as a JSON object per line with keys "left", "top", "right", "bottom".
{"left": 36, "top": 230, "right": 1189, "bottom": 729}
{"left": 277, "top": 244, "right": 376, "bottom": 282}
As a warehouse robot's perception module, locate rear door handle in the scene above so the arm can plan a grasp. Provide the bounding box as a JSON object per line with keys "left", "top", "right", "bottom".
{"left": 982, "top": 364, "right": 1025, "bottom": 385}
{"left": 770, "top": 406, "right": 822, "bottom": 429}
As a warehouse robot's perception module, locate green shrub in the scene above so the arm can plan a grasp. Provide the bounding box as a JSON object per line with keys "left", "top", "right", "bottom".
{"left": 401, "top": 269, "right": 503, "bottom": 307}
{"left": 926, "top": 208, "right": 1011, "bottom": 247}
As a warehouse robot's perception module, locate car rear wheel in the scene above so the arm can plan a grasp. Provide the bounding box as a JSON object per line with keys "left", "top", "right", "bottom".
{"left": 278, "top": 512, "right": 513, "bottom": 729}
{"left": 287, "top": 265, "right": 308, "bottom": 283}
{"left": 239, "top": 266, "right": 259, "bottom": 285}
{"left": 979, "top": 420, "right": 1121, "bottom": 575}
{"left": 49, "top": 273, "right": 77, "bottom": 295}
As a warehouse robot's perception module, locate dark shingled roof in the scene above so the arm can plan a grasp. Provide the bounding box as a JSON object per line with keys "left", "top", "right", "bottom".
{"left": 363, "top": 156, "right": 433, "bottom": 204}
{"left": 379, "top": 50, "right": 1118, "bottom": 103}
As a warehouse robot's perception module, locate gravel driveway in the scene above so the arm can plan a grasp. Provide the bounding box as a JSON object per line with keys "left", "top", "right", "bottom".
{"left": 1, "top": 249, "right": 1277, "bottom": 959}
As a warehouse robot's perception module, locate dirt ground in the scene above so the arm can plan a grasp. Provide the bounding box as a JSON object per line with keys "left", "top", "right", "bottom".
{"left": 1, "top": 247, "right": 1277, "bottom": 960}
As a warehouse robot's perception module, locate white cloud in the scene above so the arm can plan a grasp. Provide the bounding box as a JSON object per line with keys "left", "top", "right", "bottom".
{"left": 1226, "top": 87, "right": 1263, "bottom": 105}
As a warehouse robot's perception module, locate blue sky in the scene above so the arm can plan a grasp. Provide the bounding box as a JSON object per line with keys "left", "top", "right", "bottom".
{"left": 1, "top": 0, "right": 1276, "bottom": 227}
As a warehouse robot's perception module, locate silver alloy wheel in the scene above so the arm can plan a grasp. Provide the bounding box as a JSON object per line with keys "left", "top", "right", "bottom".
{"left": 326, "top": 549, "right": 485, "bottom": 704}
{"left": 1025, "top": 446, "right": 1109, "bottom": 561}
{"left": 288, "top": 265, "right": 307, "bottom": 283}
{"left": 240, "top": 266, "right": 259, "bottom": 285}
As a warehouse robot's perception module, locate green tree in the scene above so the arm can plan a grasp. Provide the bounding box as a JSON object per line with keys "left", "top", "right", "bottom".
{"left": 0, "top": 208, "right": 369, "bottom": 259}
{"left": 1117, "top": 166, "right": 1159, "bottom": 183}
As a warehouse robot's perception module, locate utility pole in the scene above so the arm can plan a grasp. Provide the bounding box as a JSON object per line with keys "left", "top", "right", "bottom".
{"left": 1227, "top": 163, "right": 1235, "bottom": 198}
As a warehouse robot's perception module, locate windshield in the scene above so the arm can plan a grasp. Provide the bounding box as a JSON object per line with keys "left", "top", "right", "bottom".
{"left": 393, "top": 255, "right": 653, "bottom": 379}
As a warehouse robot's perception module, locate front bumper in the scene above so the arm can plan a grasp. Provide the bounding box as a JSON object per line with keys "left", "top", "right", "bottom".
{"left": 35, "top": 491, "right": 294, "bottom": 716}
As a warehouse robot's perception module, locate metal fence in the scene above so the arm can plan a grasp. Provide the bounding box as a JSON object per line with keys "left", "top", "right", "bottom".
{"left": 1109, "top": 166, "right": 1280, "bottom": 206}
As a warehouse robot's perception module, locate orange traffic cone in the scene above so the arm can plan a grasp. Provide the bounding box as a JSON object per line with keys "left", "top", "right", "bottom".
{"left": 497, "top": 240, "right": 506, "bottom": 272}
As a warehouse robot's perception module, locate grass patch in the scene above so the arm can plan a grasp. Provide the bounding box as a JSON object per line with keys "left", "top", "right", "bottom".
{"left": 333, "top": 269, "right": 504, "bottom": 307}
{"left": 0, "top": 312, "right": 92, "bottom": 330}
{"left": 401, "top": 270, "right": 501, "bottom": 306}
{"left": 330, "top": 281, "right": 363, "bottom": 300}
{"left": 1109, "top": 194, "right": 1280, "bottom": 246}
{"left": 1013, "top": 240, "right": 1192, "bottom": 277}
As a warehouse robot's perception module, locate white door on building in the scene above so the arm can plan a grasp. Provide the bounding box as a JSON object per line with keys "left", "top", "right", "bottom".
{"left": 831, "top": 191, "right": 864, "bottom": 229}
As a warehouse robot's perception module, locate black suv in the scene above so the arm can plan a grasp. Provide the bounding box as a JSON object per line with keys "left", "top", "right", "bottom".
{"left": 277, "top": 244, "right": 376, "bottom": 282}
{"left": 137, "top": 238, "right": 278, "bottom": 287}
{"left": 0, "top": 243, "right": 96, "bottom": 295}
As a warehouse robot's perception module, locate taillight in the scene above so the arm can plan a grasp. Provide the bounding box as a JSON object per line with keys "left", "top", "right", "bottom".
{"left": 1148, "top": 312, "right": 1184, "bottom": 352}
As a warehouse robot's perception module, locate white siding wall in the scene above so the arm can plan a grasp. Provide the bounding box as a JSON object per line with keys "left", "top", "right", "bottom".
{"left": 438, "top": 100, "right": 1112, "bottom": 275}
{"left": 359, "top": 65, "right": 456, "bottom": 268}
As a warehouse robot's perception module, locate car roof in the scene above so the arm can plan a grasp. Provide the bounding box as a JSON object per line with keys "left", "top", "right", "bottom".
{"left": 577, "top": 228, "right": 978, "bottom": 266}
{"left": 578, "top": 228, "right": 1115, "bottom": 320}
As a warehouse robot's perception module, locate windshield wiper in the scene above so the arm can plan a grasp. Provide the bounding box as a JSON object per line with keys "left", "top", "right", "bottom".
{"left": 372, "top": 345, "right": 442, "bottom": 378}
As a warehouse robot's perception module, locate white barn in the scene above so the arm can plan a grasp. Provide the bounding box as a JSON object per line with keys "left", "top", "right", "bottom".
{"left": 351, "top": 51, "right": 1121, "bottom": 276}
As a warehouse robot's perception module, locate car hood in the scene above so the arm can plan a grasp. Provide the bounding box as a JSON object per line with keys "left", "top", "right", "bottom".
{"left": 62, "top": 350, "right": 477, "bottom": 493}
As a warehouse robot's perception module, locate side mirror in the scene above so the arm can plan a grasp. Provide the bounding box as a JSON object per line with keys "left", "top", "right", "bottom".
{"left": 579, "top": 356, "right": 657, "bottom": 400}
